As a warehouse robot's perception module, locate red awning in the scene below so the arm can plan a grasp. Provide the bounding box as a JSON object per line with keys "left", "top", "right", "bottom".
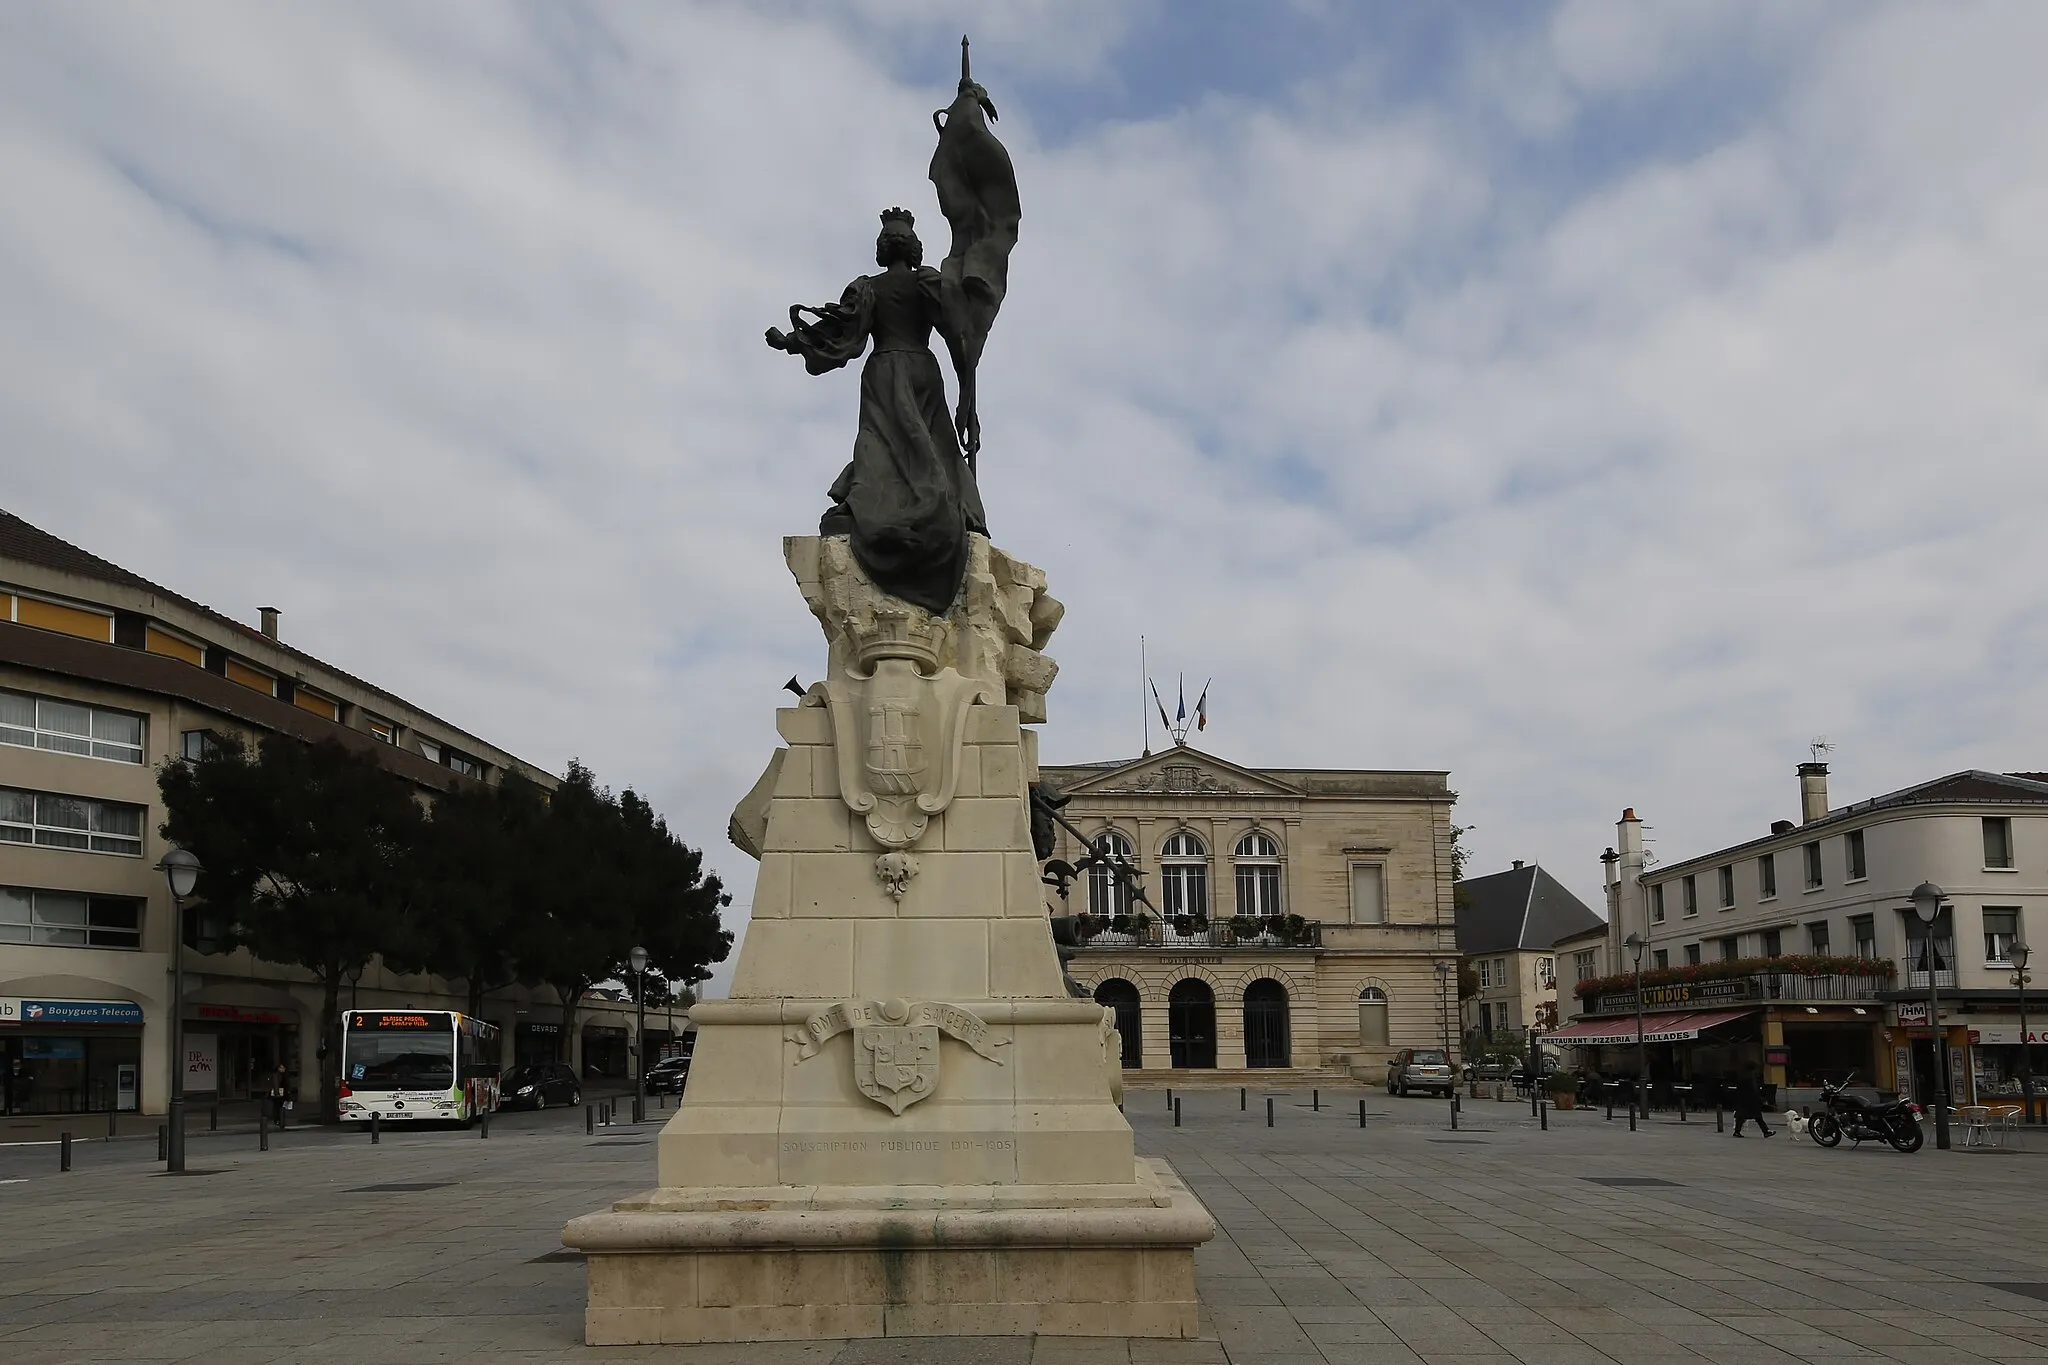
{"left": 1547, "top": 1008, "right": 1756, "bottom": 1046}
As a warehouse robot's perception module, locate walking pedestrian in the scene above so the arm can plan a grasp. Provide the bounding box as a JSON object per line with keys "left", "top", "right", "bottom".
{"left": 267, "top": 1064, "right": 289, "bottom": 1128}
{"left": 1732, "top": 1069, "right": 1773, "bottom": 1137}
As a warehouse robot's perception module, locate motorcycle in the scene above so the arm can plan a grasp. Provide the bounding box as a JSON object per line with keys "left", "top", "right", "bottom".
{"left": 1806, "top": 1072, "right": 1924, "bottom": 1153}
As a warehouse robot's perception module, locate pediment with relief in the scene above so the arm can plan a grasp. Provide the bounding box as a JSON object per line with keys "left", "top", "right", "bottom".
{"left": 1059, "top": 748, "right": 1304, "bottom": 799}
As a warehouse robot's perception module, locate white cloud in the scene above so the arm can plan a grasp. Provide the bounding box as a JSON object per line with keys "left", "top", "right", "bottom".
{"left": 2, "top": 3, "right": 2044, "bottom": 995}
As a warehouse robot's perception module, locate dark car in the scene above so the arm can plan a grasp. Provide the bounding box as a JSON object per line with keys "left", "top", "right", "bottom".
{"left": 646, "top": 1055, "right": 691, "bottom": 1096}
{"left": 500, "top": 1062, "right": 581, "bottom": 1111}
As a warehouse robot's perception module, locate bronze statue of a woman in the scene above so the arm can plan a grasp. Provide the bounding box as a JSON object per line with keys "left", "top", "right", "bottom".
{"left": 766, "top": 40, "right": 1019, "bottom": 616}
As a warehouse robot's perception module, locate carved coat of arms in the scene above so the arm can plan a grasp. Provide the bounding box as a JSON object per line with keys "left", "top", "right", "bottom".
{"left": 817, "top": 610, "right": 1000, "bottom": 850}
{"left": 855, "top": 1025, "right": 938, "bottom": 1115}
{"left": 789, "top": 998, "right": 1009, "bottom": 1117}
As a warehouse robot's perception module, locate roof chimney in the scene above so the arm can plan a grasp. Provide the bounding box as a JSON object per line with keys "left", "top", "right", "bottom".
{"left": 1512, "top": 859, "right": 1525, "bottom": 870}
{"left": 1797, "top": 762, "right": 1829, "bottom": 824}
{"left": 259, "top": 606, "right": 280, "bottom": 640}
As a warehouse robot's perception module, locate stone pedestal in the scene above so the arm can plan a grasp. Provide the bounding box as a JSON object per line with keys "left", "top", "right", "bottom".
{"left": 563, "top": 535, "right": 1214, "bottom": 1344}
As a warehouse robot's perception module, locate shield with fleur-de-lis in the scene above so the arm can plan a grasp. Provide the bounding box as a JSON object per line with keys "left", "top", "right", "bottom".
{"left": 853, "top": 1025, "right": 938, "bottom": 1115}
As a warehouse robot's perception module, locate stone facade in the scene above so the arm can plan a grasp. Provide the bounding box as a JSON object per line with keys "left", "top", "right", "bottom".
{"left": 1042, "top": 748, "right": 1460, "bottom": 1080}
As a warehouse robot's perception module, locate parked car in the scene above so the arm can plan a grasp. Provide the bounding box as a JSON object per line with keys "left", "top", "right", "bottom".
{"left": 1465, "top": 1055, "right": 1518, "bottom": 1083}
{"left": 645, "top": 1055, "right": 691, "bottom": 1096}
{"left": 1386, "top": 1048, "right": 1456, "bottom": 1097}
{"left": 500, "top": 1062, "right": 581, "bottom": 1111}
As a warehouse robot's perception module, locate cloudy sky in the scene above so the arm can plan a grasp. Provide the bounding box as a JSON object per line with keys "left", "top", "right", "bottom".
{"left": 5, "top": 2, "right": 2045, "bottom": 993}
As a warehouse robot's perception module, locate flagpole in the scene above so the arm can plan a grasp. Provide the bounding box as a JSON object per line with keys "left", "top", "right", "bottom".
{"left": 1140, "top": 635, "right": 1151, "bottom": 758}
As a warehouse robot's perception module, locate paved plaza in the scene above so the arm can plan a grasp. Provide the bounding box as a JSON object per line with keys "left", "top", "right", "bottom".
{"left": 4, "top": 1087, "right": 2047, "bottom": 1364}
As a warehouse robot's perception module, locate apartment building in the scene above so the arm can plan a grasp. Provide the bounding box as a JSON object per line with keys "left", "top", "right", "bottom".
{"left": 1042, "top": 745, "right": 1461, "bottom": 1082}
{"left": 1567, "top": 764, "right": 2048, "bottom": 1106}
{"left": 0, "top": 510, "right": 648, "bottom": 1118}
{"left": 1455, "top": 861, "right": 1606, "bottom": 1043}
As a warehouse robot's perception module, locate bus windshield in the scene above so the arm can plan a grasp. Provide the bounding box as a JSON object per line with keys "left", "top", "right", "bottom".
{"left": 346, "top": 1030, "right": 455, "bottom": 1091}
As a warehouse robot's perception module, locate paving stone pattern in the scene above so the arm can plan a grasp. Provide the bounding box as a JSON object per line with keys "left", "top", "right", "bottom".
{"left": 3, "top": 1088, "right": 2045, "bottom": 1363}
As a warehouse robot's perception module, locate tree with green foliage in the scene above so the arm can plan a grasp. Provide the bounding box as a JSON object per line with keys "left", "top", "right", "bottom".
{"left": 509, "top": 762, "right": 732, "bottom": 1054}
{"left": 399, "top": 773, "right": 550, "bottom": 1018}
{"left": 158, "top": 737, "right": 426, "bottom": 1123}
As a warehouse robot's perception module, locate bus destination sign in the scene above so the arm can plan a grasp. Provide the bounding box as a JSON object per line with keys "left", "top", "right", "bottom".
{"left": 348, "top": 1012, "right": 439, "bottom": 1030}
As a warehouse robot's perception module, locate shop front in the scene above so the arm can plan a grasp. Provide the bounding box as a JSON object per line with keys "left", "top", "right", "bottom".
{"left": 1548, "top": 1007, "right": 1762, "bottom": 1099}
{"left": 0, "top": 996, "right": 145, "bottom": 1115}
{"left": 1885, "top": 996, "right": 2044, "bottom": 1112}
{"left": 1966, "top": 1023, "right": 2044, "bottom": 1111}
{"left": 187, "top": 1004, "right": 299, "bottom": 1101}
{"left": 514, "top": 1019, "right": 564, "bottom": 1068}
{"left": 581, "top": 1023, "right": 628, "bottom": 1079}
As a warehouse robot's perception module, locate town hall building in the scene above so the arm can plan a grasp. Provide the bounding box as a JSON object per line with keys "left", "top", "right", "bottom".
{"left": 1039, "top": 745, "right": 1461, "bottom": 1083}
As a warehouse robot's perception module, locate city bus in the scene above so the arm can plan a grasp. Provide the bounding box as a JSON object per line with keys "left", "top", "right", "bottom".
{"left": 337, "top": 1009, "right": 501, "bottom": 1125}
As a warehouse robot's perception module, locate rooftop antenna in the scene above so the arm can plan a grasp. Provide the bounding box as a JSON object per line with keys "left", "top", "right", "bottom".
{"left": 1809, "top": 736, "right": 1835, "bottom": 763}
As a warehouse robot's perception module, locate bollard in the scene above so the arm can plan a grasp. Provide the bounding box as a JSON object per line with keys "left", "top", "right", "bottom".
{"left": 370, "top": 1113, "right": 381, "bottom": 1145}
{"left": 1679, "top": 1093, "right": 1688, "bottom": 1122}
{"left": 1540, "top": 1099, "right": 1548, "bottom": 1131}
{"left": 1359, "top": 1098, "right": 1367, "bottom": 1129}
{"left": 1173, "top": 1098, "right": 1181, "bottom": 1128}
{"left": 480, "top": 1107, "right": 491, "bottom": 1140}
{"left": 60, "top": 1132, "right": 72, "bottom": 1173}
{"left": 1628, "top": 1106, "right": 1637, "bottom": 1133}
{"left": 1166, "top": 1087, "right": 1173, "bottom": 1110}
{"left": 1313, "top": 1089, "right": 1320, "bottom": 1111}
{"left": 1240, "top": 1087, "right": 1247, "bottom": 1111}
{"left": 587, "top": 1104, "right": 595, "bottom": 1135}
{"left": 157, "top": 1124, "right": 167, "bottom": 1161}
{"left": 1450, "top": 1098, "right": 1459, "bottom": 1131}
{"left": 107, "top": 1108, "right": 117, "bottom": 1140}
{"left": 1606, "top": 1094, "right": 1615, "bottom": 1121}
{"left": 1716, "top": 1106, "right": 1725, "bottom": 1133}
{"left": 1266, "top": 1097, "right": 1274, "bottom": 1128}
{"left": 259, "top": 1109, "right": 269, "bottom": 1152}
{"left": 210, "top": 1104, "right": 218, "bottom": 1131}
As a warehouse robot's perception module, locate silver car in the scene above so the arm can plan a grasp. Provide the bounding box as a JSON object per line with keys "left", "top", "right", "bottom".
{"left": 1386, "top": 1047, "right": 1456, "bottom": 1097}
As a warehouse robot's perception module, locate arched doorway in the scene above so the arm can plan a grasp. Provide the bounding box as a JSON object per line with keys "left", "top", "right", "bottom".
{"left": 1093, "top": 979, "right": 1143, "bottom": 1068}
{"left": 1167, "top": 979, "right": 1216, "bottom": 1069}
{"left": 1358, "top": 986, "right": 1389, "bottom": 1048}
{"left": 1243, "top": 979, "right": 1290, "bottom": 1068}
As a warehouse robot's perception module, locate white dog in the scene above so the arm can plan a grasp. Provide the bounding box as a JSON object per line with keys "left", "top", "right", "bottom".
{"left": 1785, "top": 1110, "right": 1809, "bottom": 1139}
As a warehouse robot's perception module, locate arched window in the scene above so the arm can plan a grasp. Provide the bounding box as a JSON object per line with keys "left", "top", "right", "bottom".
{"left": 1233, "top": 831, "right": 1282, "bottom": 918}
{"left": 1094, "top": 979, "right": 1142, "bottom": 1068}
{"left": 1243, "top": 978, "right": 1291, "bottom": 1068}
{"left": 1160, "top": 832, "right": 1208, "bottom": 923}
{"left": 1086, "top": 829, "right": 1136, "bottom": 919}
{"left": 1358, "top": 986, "right": 1389, "bottom": 1048}
{"left": 1167, "top": 978, "right": 1216, "bottom": 1068}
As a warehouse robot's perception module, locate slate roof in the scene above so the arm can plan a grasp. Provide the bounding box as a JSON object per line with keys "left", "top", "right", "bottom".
{"left": 1649, "top": 769, "right": 2048, "bottom": 879}
{"left": 1456, "top": 863, "right": 1606, "bottom": 956}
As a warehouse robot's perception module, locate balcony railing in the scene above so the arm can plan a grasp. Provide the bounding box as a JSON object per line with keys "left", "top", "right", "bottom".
{"left": 1079, "top": 921, "right": 1324, "bottom": 951}
{"left": 1904, "top": 970, "right": 1957, "bottom": 990}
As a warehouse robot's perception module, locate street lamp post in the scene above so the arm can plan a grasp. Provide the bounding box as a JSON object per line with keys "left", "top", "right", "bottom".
{"left": 629, "top": 946, "right": 649, "bottom": 1126}
{"left": 2013, "top": 939, "right": 2034, "bottom": 1125}
{"left": 346, "top": 962, "right": 365, "bottom": 1012}
{"left": 158, "top": 847, "right": 202, "bottom": 1174}
{"left": 1433, "top": 960, "right": 1453, "bottom": 1062}
{"left": 1624, "top": 932, "right": 1648, "bottom": 1119}
{"left": 1909, "top": 881, "right": 1952, "bottom": 1152}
